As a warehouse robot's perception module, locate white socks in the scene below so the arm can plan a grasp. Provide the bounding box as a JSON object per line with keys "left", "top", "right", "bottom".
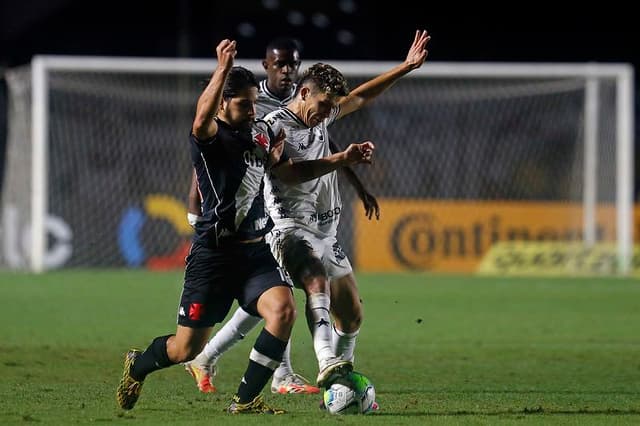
{"left": 307, "top": 293, "right": 334, "bottom": 364}
{"left": 273, "top": 340, "right": 293, "bottom": 379}
{"left": 194, "top": 297, "right": 359, "bottom": 380}
{"left": 198, "top": 307, "right": 261, "bottom": 365}
{"left": 332, "top": 324, "right": 359, "bottom": 363}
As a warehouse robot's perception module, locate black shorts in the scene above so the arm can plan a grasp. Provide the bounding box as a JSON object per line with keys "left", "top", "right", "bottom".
{"left": 178, "top": 240, "right": 292, "bottom": 328}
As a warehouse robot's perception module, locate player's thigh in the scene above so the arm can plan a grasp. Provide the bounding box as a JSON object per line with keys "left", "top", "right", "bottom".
{"left": 179, "top": 243, "right": 236, "bottom": 328}
{"left": 237, "top": 240, "right": 294, "bottom": 316}
{"left": 237, "top": 241, "right": 296, "bottom": 339}
{"left": 318, "top": 235, "right": 353, "bottom": 281}
{"left": 268, "top": 228, "right": 326, "bottom": 289}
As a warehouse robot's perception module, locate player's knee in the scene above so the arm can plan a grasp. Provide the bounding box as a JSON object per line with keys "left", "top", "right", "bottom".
{"left": 279, "top": 303, "right": 297, "bottom": 328}
{"left": 300, "top": 257, "right": 327, "bottom": 281}
{"left": 265, "top": 301, "right": 296, "bottom": 328}
{"left": 301, "top": 272, "right": 330, "bottom": 294}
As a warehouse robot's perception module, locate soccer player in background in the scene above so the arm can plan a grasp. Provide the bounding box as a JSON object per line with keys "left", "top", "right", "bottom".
{"left": 116, "top": 38, "right": 376, "bottom": 414}
{"left": 185, "top": 37, "right": 380, "bottom": 395}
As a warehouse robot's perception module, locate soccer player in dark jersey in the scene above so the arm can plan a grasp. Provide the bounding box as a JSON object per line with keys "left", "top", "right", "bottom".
{"left": 185, "top": 37, "right": 379, "bottom": 396}
{"left": 116, "top": 38, "right": 375, "bottom": 414}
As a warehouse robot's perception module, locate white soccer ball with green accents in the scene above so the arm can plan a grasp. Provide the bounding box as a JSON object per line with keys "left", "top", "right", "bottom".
{"left": 323, "top": 371, "right": 376, "bottom": 415}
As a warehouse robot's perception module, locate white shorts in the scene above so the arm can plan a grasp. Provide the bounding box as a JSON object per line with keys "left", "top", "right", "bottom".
{"left": 266, "top": 227, "right": 353, "bottom": 280}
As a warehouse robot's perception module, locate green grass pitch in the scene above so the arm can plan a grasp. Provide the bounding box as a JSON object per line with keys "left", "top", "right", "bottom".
{"left": 1, "top": 270, "right": 639, "bottom": 425}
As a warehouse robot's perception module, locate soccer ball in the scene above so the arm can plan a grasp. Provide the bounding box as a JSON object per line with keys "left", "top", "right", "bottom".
{"left": 323, "top": 371, "right": 376, "bottom": 415}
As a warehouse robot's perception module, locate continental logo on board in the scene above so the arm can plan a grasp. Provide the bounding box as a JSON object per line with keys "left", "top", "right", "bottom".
{"left": 477, "top": 242, "right": 640, "bottom": 276}
{"left": 354, "top": 200, "right": 639, "bottom": 273}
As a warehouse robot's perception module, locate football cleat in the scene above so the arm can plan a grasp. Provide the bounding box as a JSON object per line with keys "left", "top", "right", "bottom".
{"left": 184, "top": 359, "right": 217, "bottom": 393}
{"left": 227, "top": 394, "right": 285, "bottom": 414}
{"left": 116, "top": 349, "right": 144, "bottom": 410}
{"left": 271, "top": 373, "right": 320, "bottom": 394}
{"left": 316, "top": 356, "right": 353, "bottom": 387}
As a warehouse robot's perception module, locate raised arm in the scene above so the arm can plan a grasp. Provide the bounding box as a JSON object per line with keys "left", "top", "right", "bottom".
{"left": 337, "top": 30, "right": 430, "bottom": 119}
{"left": 191, "top": 39, "right": 237, "bottom": 140}
{"left": 272, "top": 141, "right": 375, "bottom": 184}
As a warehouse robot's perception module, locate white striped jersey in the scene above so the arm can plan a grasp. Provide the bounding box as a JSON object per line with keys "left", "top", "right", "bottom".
{"left": 256, "top": 80, "right": 296, "bottom": 119}
{"left": 263, "top": 106, "right": 342, "bottom": 237}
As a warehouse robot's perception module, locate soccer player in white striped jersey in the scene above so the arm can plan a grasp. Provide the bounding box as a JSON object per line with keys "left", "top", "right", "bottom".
{"left": 262, "top": 30, "right": 430, "bottom": 390}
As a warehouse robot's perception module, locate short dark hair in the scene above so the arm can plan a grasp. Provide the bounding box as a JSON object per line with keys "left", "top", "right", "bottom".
{"left": 222, "top": 66, "right": 259, "bottom": 99}
{"left": 265, "top": 37, "right": 302, "bottom": 55}
{"left": 297, "top": 63, "right": 349, "bottom": 97}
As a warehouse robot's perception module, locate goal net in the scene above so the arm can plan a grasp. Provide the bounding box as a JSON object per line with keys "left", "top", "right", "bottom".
{"left": 1, "top": 57, "right": 634, "bottom": 274}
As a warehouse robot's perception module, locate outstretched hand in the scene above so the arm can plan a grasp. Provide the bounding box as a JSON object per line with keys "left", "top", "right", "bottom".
{"left": 216, "top": 39, "right": 237, "bottom": 71}
{"left": 344, "top": 141, "right": 375, "bottom": 165}
{"left": 405, "top": 30, "right": 430, "bottom": 70}
{"left": 360, "top": 190, "right": 380, "bottom": 220}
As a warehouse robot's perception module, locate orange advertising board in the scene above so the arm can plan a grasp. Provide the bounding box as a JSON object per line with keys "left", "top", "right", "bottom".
{"left": 354, "top": 200, "right": 637, "bottom": 273}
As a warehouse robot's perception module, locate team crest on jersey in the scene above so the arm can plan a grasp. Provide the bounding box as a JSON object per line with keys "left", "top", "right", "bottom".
{"left": 188, "top": 303, "right": 205, "bottom": 320}
{"left": 254, "top": 132, "right": 269, "bottom": 148}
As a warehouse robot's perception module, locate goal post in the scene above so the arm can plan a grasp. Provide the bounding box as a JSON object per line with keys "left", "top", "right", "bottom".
{"left": 27, "top": 56, "right": 269, "bottom": 272}
{"left": 2, "top": 56, "right": 634, "bottom": 273}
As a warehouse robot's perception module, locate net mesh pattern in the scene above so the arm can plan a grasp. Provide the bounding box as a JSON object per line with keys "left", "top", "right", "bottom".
{"left": 1, "top": 65, "right": 620, "bottom": 269}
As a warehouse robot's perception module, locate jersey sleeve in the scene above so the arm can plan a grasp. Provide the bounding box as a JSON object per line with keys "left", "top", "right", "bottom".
{"left": 190, "top": 133, "right": 217, "bottom": 146}
{"left": 266, "top": 120, "right": 290, "bottom": 168}
{"left": 325, "top": 105, "right": 341, "bottom": 127}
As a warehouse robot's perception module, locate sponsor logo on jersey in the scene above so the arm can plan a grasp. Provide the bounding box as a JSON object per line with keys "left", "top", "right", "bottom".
{"left": 309, "top": 207, "right": 341, "bottom": 224}
{"left": 251, "top": 217, "right": 269, "bottom": 231}
{"left": 243, "top": 150, "right": 266, "bottom": 167}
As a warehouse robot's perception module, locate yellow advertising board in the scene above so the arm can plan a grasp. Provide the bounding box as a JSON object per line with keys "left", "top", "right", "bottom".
{"left": 354, "top": 200, "right": 639, "bottom": 273}
{"left": 477, "top": 242, "right": 640, "bottom": 276}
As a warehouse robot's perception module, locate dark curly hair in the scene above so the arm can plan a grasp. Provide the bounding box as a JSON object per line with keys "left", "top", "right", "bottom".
{"left": 296, "top": 63, "right": 349, "bottom": 97}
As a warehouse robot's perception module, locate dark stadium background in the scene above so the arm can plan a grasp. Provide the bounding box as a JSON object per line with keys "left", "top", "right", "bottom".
{"left": 1, "top": 0, "right": 639, "bottom": 197}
